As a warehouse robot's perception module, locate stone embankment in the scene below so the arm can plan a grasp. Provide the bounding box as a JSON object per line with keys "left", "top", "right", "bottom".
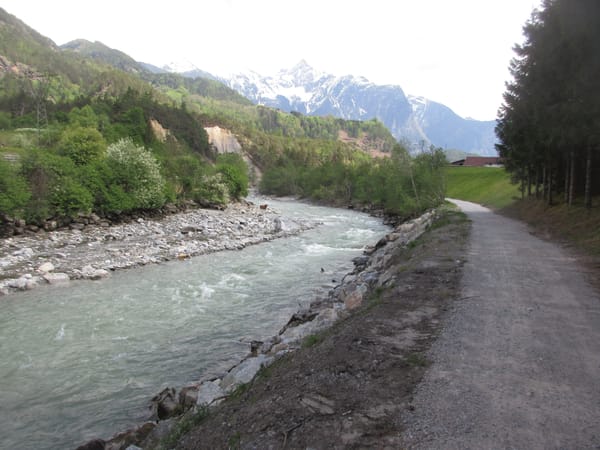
{"left": 0, "top": 202, "right": 316, "bottom": 296}
{"left": 79, "top": 209, "right": 436, "bottom": 450}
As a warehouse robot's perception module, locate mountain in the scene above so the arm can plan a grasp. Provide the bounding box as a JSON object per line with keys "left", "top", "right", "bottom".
{"left": 403, "top": 96, "right": 497, "bottom": 154}
{"left": 215, "top": 61, "right": 497, "bottom": 155}
{"left": 60, "top": 39, "right": 145, "bottom": 74}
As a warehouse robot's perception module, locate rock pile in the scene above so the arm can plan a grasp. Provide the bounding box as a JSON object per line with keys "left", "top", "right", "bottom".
{"left": 0, "top": 202, "right": 316, "bottom": 296}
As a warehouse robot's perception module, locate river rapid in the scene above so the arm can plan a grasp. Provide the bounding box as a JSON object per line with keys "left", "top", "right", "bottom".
{"left": 0, "top": 197, "right": 389, "bottom": 449}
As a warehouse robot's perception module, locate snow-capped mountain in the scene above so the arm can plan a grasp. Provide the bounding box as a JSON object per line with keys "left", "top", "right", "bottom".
{"left": 403, "top": 96, "right": 497, "bottom": 154}
{"left": 217, "top": 61, "right": 497, "bottom": 155}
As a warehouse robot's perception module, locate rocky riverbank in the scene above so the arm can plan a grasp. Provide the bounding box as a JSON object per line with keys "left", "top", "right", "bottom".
{"left": 76, "top": 208, "right": 443, "bottom": 450}
{"left": 0, "top": 201, "right": 317, "bottom": 296}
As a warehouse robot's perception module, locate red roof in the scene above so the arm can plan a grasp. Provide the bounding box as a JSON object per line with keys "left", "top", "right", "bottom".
{"left": 463, "top": 156, "right": 502, "bottom": 166}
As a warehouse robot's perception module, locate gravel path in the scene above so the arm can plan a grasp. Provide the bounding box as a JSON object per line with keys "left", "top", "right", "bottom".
{"left": 402, "top": 199, "right": 600, "bottom": 449}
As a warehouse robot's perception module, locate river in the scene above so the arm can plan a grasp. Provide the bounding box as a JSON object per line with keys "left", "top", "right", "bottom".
{"left": 0, "top": 197, "right": 389, "bottom": 449}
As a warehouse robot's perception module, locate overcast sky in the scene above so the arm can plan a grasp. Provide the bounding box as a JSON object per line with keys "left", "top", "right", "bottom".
{"left": 3, "top": 0, "right": 541, "bottom": 120}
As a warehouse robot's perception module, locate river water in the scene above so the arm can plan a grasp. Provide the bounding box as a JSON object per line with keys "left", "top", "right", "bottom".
{"left": 0, "top": 197, "right": 389, "bottom": 449}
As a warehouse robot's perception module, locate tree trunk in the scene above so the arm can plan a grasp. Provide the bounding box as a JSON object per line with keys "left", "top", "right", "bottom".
{"left": 584, "top": 146, "right": 592, "bottom": 209}
{"left": 535, "top": 166, "right": 541, "bottom": 198}
{"left": 542, "top": 165, "right": 548, "bottom": 202}
{"left": 547, "top": 168, "right": 553, "bottom": 206}
{"left": 528, "top": 166, "right": 532, "bottom": 197}
{"left": 564, "top": 154, "right": 570, "bottom": 204}
{"left": 568, "top": 150, "right": 575, "bottom": 207}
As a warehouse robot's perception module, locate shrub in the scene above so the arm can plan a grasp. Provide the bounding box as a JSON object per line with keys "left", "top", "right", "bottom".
{"left": 59, "top": 126, "right": 106, "bottom": 165}
{"left": 0, "top": 158, "right": 31, "bottom": 218}
{"left": 106, "top": 138, "right": 166, "bottom": 210}
{"left": 195, "top": 173, "right": 230, "bottom": 205}
{"left": 216, "top": 153, "right": 249, "bottom": 200}
{"left": 50, "top": 177, "right": 93, "bottom": 218}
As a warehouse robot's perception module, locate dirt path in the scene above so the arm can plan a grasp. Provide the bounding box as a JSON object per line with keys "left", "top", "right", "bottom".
{"left": 402, "top": 199, "right": 600, "bottom": 449}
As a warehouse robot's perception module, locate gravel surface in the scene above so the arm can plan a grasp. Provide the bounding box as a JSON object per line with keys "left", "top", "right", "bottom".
{"left": 402, "top": 199, "right": 600, "bottom": 449}
{"left": 0, "top": 202, "right": 316, "bottom": 296}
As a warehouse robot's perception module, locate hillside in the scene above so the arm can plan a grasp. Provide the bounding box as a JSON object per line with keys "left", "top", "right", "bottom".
{"left": 0, "top": 8, "right": 448, "bottom": 233}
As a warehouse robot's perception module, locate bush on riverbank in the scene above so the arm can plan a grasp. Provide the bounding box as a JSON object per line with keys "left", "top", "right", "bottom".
{"left": 260, "top": 144, "right": 447, "bottom": 219}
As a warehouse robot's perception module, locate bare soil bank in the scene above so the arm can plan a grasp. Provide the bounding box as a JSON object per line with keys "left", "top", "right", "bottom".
{"left": 159, "top": 209, "right": 471, "bottom": 449}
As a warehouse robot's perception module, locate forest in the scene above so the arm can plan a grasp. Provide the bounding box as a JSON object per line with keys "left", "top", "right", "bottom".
{"left": 496, "top": 0, "right": 600, "bottom": 207}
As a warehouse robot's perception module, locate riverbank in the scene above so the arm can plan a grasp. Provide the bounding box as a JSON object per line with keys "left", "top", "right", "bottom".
{"left": 76, "top": 204, "right": 469, "bottom": 449}
{"left": 0, "top": 201, "right": 317, "bottom": 296}
{"left": 170, "top": 205, "right": 469, "bottom": 449}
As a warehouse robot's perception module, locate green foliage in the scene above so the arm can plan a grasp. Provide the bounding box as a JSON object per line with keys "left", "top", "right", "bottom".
{"left": 195, "top": 173, "right": 230, "bottom": 206}
{"left": 216, "top": 153, "right": 249, "bottom": 200}
{"left": 67, "top": 105, "right": 99, "bottom": 128}
{"left": 50, "top": 176, "right": 93, "bottom": 218}
{"left": 302, "top": 333, "right": 324, "bottom": 348}
{"left": 497, "top": 0, "right": 600, "bottom": 208}
{"left": 0, "top": 158, "right": 31, "bottom": 217}
{"left": 58, "top": 126, "right": 106, "bottom": 165}
{"left": 259, "top": 143, "right": 446, "bottom": 218}
{"left": 105, "top": 138, "right": 166, "bottom": 210}
{"left": 445, "top": 167, "right": 521, "bottom": 209}
{"left": 19, "top": 149, "right": 88, "bottom": 221}
{"left": 157, "top": 406, "right": 210, "bottom": 450}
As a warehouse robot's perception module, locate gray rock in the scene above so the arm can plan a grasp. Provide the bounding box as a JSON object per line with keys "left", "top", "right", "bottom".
{"left": 43, "top": 273, "right": 70, "bottom": 284}
{"left": 37, "top": 262, "right": 55, "bottom": 273}
{"left": 196, "top": 380, "right": 225, "bottom": 406}
{"left": 8, "top": 276, "right": 39, "bottom": 290}
{"left": 179, "top": 385, "right": 199, "bottom": 409}
{"left": 13, "top": 247, "right": 34, "bottom": 258}
{"left": 81, "top": 265, "right": 110, "bottom": 280}
{"left": 149, "top": 387, "right": 179, "bottom": 420}
{"left": 221, "top": 355, "right": 272, "bottom": 392}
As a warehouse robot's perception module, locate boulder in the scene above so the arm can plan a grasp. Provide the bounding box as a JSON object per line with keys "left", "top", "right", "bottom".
{"left": 43, "top": 273, "right": 70, "bottom": 285}
{"left": 12, "top": 247, "right": 34, "bottom": 258}
{"left": 178, "top": 385, "right": 199, "bottom": 410}
{"left": 8, "top": 276, "right": 40, "bottom": 290}
{"left": 149, "top": 387, "right": 179, "bottom": 420}
{"left": 81, "top": 265, "right": 110, "bottom": 280}
{"left": 221, "top": 355, "right": 272, "bottom": 392}
{"left": 196, "top": 380, "right": 225, "bottom": 406}
{"left": 37, "top": 262, "right": 55, "bottom": 273}
{"left": 339, "top": 284, "right": 368, "bottom": 310}
{"left": 75, "top": 438, "right": 106, "bottom": 450}
{"left": 104, "top": 421, "right": 156, "bottom": 450}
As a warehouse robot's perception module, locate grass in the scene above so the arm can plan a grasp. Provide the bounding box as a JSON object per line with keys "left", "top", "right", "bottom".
{"left": 502, "top": 197, "right": 600, "bottom": 257}
{"left": 445, "top": 166, "right": 521, "bottom": 209}
{"left": 445, "top": 164, "right": 600, "bottom": 257}
{"left": 405, "top": 352, "right": 430, "bottom": 367}
{"left": 301, "top": 333, "right": 324, "bottom": 348}
{"left": 157, "top": 406, "right": 210, "bottom": 449}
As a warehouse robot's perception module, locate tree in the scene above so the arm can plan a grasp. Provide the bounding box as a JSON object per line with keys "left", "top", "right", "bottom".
{"left": 496, "top": 0, "right": 600, "bottom": 208}
{"left": 59, "top": 126, "right": 106, "bottom": 165}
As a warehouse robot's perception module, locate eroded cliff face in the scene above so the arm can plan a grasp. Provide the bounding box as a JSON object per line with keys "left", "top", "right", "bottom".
{"left": 204, "top": 126, "right": 262, "bottom": 184}
{"left": 204, "top": 126, "right": 242, "bottom": 154}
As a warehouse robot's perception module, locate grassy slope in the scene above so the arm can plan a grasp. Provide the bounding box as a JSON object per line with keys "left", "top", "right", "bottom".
{"left": 445, "top": 166, "right": 521, "bottom": 209}
{"left": 503, "top": 198, "right": 600, "bottom": 257}
{"left": 445, "top": 165, "right": 600, "bottom": 257}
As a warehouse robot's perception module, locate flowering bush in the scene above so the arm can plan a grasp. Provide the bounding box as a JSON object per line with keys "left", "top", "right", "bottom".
{"left": 106, "top": 138, "right": 166, "bottom": 210}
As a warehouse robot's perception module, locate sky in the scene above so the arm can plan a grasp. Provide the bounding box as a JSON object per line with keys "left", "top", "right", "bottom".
{"left": 3, "top": 0, "right": 541, "bottom": 121}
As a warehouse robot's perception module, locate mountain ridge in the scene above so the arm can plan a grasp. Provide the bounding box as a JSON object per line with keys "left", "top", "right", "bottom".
{"left": 210, "top": 61, "right": 497, "bottom": 155}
